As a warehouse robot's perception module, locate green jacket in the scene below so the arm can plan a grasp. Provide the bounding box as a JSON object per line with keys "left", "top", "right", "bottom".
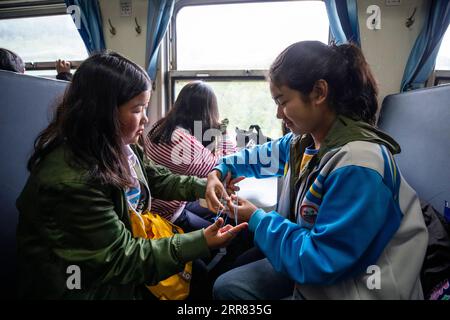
{"left": 16, "top": 144, "right": 209, "bottom": 299}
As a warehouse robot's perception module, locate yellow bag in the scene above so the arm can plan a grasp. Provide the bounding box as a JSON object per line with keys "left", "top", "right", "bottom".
{"left": 129, "top": 209, "right": 192, "bottom": 300}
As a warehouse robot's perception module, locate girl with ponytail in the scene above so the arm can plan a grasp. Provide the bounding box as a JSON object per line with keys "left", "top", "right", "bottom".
{"left": 208, "top": 41, "right": 428, "bottom": 300}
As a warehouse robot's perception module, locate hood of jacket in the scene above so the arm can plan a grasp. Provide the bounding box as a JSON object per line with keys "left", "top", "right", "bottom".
{"left": 318, "top": 115, "right": 400, "bottom": 157}
{"left": 294, "top": 115, "right": 401, "bottom": 162}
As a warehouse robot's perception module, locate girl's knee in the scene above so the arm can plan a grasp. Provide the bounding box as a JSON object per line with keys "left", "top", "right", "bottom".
{"left": 212, "top": 273, "right": 230, "bottom": 300}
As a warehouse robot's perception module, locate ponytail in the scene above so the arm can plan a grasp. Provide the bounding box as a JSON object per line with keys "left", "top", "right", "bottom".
{"left": 269, "top": 41, "right": 379, "bottom": 125}
{"left": 333, "top": 43, "right": 378, "bottom": 125}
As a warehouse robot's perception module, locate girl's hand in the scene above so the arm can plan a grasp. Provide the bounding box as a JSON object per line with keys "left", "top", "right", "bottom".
{"left": 226, "top": 195, "right": 258, "bottom": 222}
{"left": 205, "top": 171, "right": 244, "bottom": 212}
{"left": 56, "top": 59, "right": 71, "bottom": 73}
{"left": 224, "top": 172, "right": 245, "bottom": 195}
{"left": 203, "top": 217, "right": 248, "bottom": 250}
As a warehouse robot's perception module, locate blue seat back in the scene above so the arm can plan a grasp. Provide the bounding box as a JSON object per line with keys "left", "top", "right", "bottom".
{"left": 0, "top": 70, "right": 68, "bottom": 297}
{"left": 378, "top": 84, "right": 450, "bottom": 215}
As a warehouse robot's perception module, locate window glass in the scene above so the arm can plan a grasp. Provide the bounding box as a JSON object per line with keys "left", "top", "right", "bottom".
{"left": 0, "top": 14, "right": 88, "bottom": 63}
{"left": 176, "top": 1, "right": 329, "bottom": 70}
{"left": 436, "top": 25, "right": 450, "bottom": 70}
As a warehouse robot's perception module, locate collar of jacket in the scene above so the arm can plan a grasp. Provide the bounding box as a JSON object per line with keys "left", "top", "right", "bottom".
{"left": 111, "top": 144, "right": 150, "bottom": 230}
{"left": 320, "top": 115, "right": 400, "bottom": 157}
{"left": 297, "top": 115, "right": 401, "bottom": 166}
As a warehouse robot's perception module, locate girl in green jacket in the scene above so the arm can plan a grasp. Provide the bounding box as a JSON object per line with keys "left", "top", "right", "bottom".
{"left": 16, "top": 52, "right": 247, "bottom": 300}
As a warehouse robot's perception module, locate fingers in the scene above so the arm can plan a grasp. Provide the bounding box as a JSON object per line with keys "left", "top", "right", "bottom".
{"left": 224, "top": 172, "right": 231, "bottom": 186}
{"left": 205, "top": 194, "right": 217, "bottom": 212}
{"left": 206, "top": 187, "right": 226, "bottom": 211}
{"left": 56, "top": 59, "right": 71, "bottom": 71}
{"left": 225, "top": 229, "right": 237, "bottom": 237}
{"left": 210, "top": 169, "right": 222, "bottom": 180}
{"left": 226, "top": 196, "right": 237, "bottom": 212}
{"left": 219, "top": 224, "right": 233, "bottom": 233}
{"left": 205, "top": 219, "right": 248, "bottom": 250}
{"left": 208, "top": 217, "right": 224, "bottom": 233}
{"left": 226, "top": 222, "right": 248, "bottom": 237}
{"left": 233, "top": 222, "right": 248, "bottom": 232}
{"left": 227, "top": 176, "right": 244, "bottom": 194}
{"left": 206, "top": 171, "right": 229, "bottom": 211}
{"left": 229, "top": 194, "right": 243, "bottom": 205}
{"left": 225, "top": 176, "right": 243, "bottom": 195}
{"left": 226, "top": 194, "right": 247, "bottom": 214}
{"left": 219, "top": 222, "right": 247, "bottom": 240}
{"left": 230, "top": 176, "right": 245, "bottom": 186}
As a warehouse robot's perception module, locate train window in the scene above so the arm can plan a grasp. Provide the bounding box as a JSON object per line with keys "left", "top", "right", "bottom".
{"left": 170, "top": 0, "right": 329, "bottom": 139}
{"left": 433, "top": 25, "right": 450, "bottom": 86}
{"left": 174, "top": 79, "right": 279, "bottom": 139}
{"left": 0, "top": 14, "right": 88, "bottom": 74}
{"left": 175, "top": 1, "right": 328, "bottom": 70}
{"left": 436, "top": 25, "right": 450, "bottom": 71}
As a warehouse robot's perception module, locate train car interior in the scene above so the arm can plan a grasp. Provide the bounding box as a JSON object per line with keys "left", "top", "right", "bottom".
{"left": 0, "top": 0, "right": 449, "bottom": 302}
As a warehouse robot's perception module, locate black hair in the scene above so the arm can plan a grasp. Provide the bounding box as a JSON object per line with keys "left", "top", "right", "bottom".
{"left": 148, "top": 81, "right": 220, "bottom": 147}
{"left": 269, "top": 41, "right": 379, "bottom": 125}
{"left": 0, "top": 48, "right": 25, "bottom": 73}
{"left": 28, "top": 51, "right": 151, "bottom": 188}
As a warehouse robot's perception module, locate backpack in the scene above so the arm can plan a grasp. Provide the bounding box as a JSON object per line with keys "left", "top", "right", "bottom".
{"left": 129, "top": 208, "right": 192, "bottom": 300}
{"left": 420, "top": 201, "right": 450, "bottom": 300}
{"left": 235, "top": 125, "right": 272, "bottom": 149}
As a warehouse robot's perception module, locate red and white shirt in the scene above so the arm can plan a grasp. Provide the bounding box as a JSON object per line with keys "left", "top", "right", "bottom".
{"left": 147, "top": 127, "right": 237, "bottom": 221}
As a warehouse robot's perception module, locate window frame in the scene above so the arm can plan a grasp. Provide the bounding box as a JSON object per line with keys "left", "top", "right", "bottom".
{"left": 167, "top": 0, "right": 329, "bottom": 112}
{"left": 427, "top": 70, "right": 450, "bottom": 87}
{"left": 0, "top": 1, "right": 66, "bottom": 20}
{"left": 25, "top": 60, "right": 81, "bottom": 72}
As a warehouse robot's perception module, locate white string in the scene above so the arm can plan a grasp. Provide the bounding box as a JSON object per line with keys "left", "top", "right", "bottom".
{"left": 233, "top": 191, "right": 238, "bottom": 226}
{"left": 208, "top": 181, "right": 229, "bottom": 272}
{"left": 214, "top": 181, "right": 228, "bottom": 224}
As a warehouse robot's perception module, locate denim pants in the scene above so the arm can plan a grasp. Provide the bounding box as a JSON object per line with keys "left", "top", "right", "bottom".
{"left": 174, "top": 201, "right": 215, "bottom": 232}
{"left": 213, "top": 257, "right": 294, "bottom": 300}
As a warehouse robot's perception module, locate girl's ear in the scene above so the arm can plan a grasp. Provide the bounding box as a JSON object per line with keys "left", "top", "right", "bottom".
{"left": 312, "top": 79, "right": 328, "bottom": 105}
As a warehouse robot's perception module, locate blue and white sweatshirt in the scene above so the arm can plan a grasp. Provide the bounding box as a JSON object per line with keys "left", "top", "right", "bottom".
{"left": 215, "top": 116, "right": 428, "bottom": 300}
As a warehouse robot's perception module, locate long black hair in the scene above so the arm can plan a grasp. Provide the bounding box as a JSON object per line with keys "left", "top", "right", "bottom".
{"left": 148, "top": 81, "right": 220, "bottom": 147}
{"left": 28, "top": 51, "right": 151, "bottom": 188}
{"left": 269, "top": 41, "right": 379, "bottom": 125}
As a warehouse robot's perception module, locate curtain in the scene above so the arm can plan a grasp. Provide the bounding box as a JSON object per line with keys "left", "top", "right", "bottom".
{"left": 401, "top": 1, "right": 450, "bottom": 91}
{"left": 324, "top": 0, "right": 360, "bottom": 46}
{"left": 64, "top": 0, "right": 106, "bottom": 54}
{"left": 146, "top": 0, "right": 175, "bottom": 81}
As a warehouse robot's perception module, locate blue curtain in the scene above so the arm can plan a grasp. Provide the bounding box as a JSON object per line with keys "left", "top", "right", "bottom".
{"left": 324, "top": 0, "right": 360, "bottom": 46}
{"left": 401, "top": 1, "right": 450, "bottom": 91}
{"left": 146, "top": 0, "right": 175, "bottom": 81}
{"left": 65, "top": 0, "right": 106, "bottom": 54}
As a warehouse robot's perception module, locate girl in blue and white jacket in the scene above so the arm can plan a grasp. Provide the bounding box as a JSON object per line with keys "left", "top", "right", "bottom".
{"left": 206, "top": 41, "right": 428, "bottom": 300}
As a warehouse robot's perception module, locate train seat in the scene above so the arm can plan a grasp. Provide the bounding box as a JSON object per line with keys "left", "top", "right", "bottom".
{"left": 0, "top": 70, "right": 68, "bottom": 298}
{"left": 378, "top": 84, "right": 450, "bottom": 215}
